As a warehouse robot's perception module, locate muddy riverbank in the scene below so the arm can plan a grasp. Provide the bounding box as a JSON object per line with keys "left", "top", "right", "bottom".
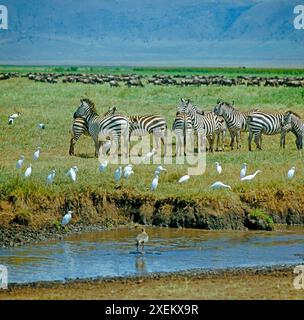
{"left": 1, "top": 188, "right": 304, "bottom": 247}
{"left": 0, "top": 266, "right": 301, "bottom": 300}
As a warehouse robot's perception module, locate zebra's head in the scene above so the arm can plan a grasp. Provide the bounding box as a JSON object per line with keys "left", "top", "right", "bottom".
{"left": 178, "top": 98, "right": 191, "bottom": 113}
{"left": 103, "top": 106, "right": 117, "bottom": 117}
{"left": 213, "top": 100, "right": 234, "bottom": 116}
{"left": 73, "top": 98, "right": 97, "bottom": 119}
{"left": 282, "top": 110, "right": 301, "bottom": 126}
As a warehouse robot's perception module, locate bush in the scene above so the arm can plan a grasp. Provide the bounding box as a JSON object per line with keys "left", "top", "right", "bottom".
{"left": 245, "top": 209, "right": 274, "bottom": 231}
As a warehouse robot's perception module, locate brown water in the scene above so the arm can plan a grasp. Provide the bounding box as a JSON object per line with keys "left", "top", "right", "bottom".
{"left": 0, "top": 226, "right": 303, "bottom": 284}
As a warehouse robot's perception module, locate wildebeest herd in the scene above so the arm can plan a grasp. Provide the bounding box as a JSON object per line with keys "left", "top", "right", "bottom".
{"left": 2, "top": 72, "right": 304, "bottom": 87}
{"left": 69, "top": 97, "right": 304, "bottom": 158}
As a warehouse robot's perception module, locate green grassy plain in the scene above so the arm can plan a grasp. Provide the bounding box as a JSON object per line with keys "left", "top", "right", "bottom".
{"left": 0, "top": 67, "right": 304, "bottom": 228}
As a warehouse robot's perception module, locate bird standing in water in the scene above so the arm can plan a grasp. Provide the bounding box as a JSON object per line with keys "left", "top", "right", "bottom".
{"left": 136, "top": 228, "right": 149, "bottom": 253}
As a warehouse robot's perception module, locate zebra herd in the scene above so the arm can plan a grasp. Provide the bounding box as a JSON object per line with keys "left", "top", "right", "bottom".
{"left": 69, "top": 98, "right": 304, "bottom": 157}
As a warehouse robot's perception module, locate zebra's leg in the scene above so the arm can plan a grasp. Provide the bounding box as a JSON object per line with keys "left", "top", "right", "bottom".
{"left": 215, "top": 132, "right": 220, "bottom": 151}
{"left": 280, "top": 130, "right": 285, "bottom": 149}
{"left": 69, "top": 137, "right": 76, "bottom": 156}
{"left": 254, "top": 133, "right": 262, "bottom": 150}
{"left": 236, "top": 130, "right": 241, "bottom": 149}
{"left": 248, "top": 129, "right": 253, "bottom": 151}
{"left": 230, "top": 131, "right": 235, "bottom": 150}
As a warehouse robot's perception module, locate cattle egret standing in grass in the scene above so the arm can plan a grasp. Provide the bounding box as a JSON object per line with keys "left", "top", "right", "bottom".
{"left": 136, "top": 228, "right": 149, "bottom": 253}
{"left": 156, "top": 165, "right": 167, "bottom": 172}
{"left": 124, "top": 164, "right": 133, "bottom": 175}
{"left": 99, "top": 160, "right": 108, "bottom": 172}
{"left": 124, "top": 169, "right": 134, "bottom": 180}
{"left": 33, "top": 147, "right": 41, "bottom": 161}
{"left": 240, "top": 163, "right": 247, "bottom": 179}
{"left": 114, "top": 166, "right": 122, "bottom": 182}
{"left": 240, "top": 170, "right": 262, "bottom": 181}
{"left": 37, "top": 123, "right": 45, "bottom": 129}
{"left": 24, "top": 164, "right": 32, "bottom": 178}
{"left": 142, "top": 148, "right": 156, "bottom": 162}
{"left": 215, "top": 162, "right": 222, "bottom": 174}
{"left": 150, "top": 171, "right": 159, "bottom": 191}
{"left": 287, "top": 166, "right": 296, "bottom": 179}
{"left": 61, "top": 211, "right": 72, "bottom": 227}
{"left": 16, "top": 155, "right": 25, "bottom": 169}
{"left": 8, "top": 112, "right": 20, "bottom": 125}
{"left": 210, "top": 181, "right": 231, "bottom": 190}
{"left": 67, "top": 166, "right": 78, "bottom": 182}
{"left": 46, "top": 170, "right": 56, "bottom": 185}
{"left": 178, "top": 175, "right": 190, "bottom": 184}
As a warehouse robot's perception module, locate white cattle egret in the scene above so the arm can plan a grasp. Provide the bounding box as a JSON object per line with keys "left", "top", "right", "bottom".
{"left": 67, "top": 166, "right": 78, "bottom": 182}
{"left": 210, "top": 181, "right": 232, "bottom": 190}
{"left": 16, "top": 155, "right": 25, "bottom": 169}
{"left": 241, "top": 170, "right": 262, "bottom": 181}
{"left": 61, "top": 211, "right": 72, "bottom": 227}
{"left": 142, "top": 148, "right": 156, "bottom": 162}
{"left": 46, "top": 170, "right": 56, "bottom": 185}
{"left": 178, "top": 175, "right": 190, "bottom": 184}
{"left": 136, "top": 228, "right": 149, "bottom": 252}
{"left": 24, "top": 164, "right": 32, "bottom": 178}
{"left": 99, "top": 160, "right": 108, "bottom": 172}
{"left": 123, "top": 164, "right": 133, "bottom": 174}
{"left": 156, "top": 165, "right": 167, "bottom": 172}
{"left": 150, "top": 171, "right": 159, "bottom": 191}
{"left": 287, "top": 166, "right": 296, "bottom": 179}
{"left": 37, "top": 123, "right": 45, "bottom": 129}
{"left": 114, "top": 166, "right": 122, "bottom": 182}
{"left": 240, "top": 163, "right": 247, "bottom": 179}
{"left": 124, "top": 169, "right": 134, "bottom": 180}
{"left": 8, "top": 112, "right": 20, "bottom": 125}
{"left": 215, "top": 162, "right": 222, "bottom": 174}
{"left": 102, "top": 140, "right": 111, "bottom": 155}
{"left": 33, "top": 147, "right": 41, "bottom": 161}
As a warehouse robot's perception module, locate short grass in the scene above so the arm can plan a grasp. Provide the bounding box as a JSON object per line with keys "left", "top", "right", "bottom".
{"left": 1, "top": 68, "right": 304, "bottom": 204}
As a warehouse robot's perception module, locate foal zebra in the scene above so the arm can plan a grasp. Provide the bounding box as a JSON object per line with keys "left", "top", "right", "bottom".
{"left": 247, "top": 111, "right": 285, "bottom": 151}
{"left": 179, "top": 98, "right": 221, "bottom": 152}
{"left": 73, "top": 99, "right": 129, "bottom": 156}
{"left": 281, "top": 111, "right": 304, "bottom": 150}
{"left": 172, "top": 111, "right": 193, "bottom": 156}
{"left": 104, "top": 106, "right": 168, "bottom": 153}
{"left": 213, "top": 100, "right": 258, "bottom": 149}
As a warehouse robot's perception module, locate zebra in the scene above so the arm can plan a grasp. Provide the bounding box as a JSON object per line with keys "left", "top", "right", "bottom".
{"left": 73, "top": 99, "right": 129, "bottom": 157}
{"left": 213, "top": 100, "right": 258, "bottom": 149}
{"left": 281, "top": 111, "right": 304, "bottom": 150}
{"left": 102, "top": 106, "right": 168, "bottom": 153}
{"left": 69, "top": 117, "right": 89, "bottom": 156}
{"left": 247, "top": 111, "right": 286, "bottom": 151}
{"left": 69, "top": 107, "right": 119, "bottom": 156}
{"left": 172, "top": 111, "right": 193, "bottom": 156}
{"left": 178, "top": 98, "right": 218, "bottom": 152}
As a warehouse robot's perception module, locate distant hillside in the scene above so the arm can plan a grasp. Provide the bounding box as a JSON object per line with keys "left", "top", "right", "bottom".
{"left": 0, "top": 0, "right": 303, "bottom": 66}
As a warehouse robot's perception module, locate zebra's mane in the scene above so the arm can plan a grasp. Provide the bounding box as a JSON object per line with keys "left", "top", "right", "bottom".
{"left": 287, "top": 110, "right": 302, "bottom": 119}
{"left": 220, "top": 101, "right": 235, "bottom": 111}
{"left": 81, "top": 98, "right": 97, "bottom": 113}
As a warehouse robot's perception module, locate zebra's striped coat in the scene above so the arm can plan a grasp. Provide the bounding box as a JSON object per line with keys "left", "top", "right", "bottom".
{"left": 247, "top": 111, "right": 285, "bottom": 151}
{"left": 282, "top": 111, "right": 304, "bottom": 150}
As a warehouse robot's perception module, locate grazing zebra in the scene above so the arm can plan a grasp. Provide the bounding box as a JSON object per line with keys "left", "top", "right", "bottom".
{"left": 172, "top": 111, "right": 193, "bottom": 156}
{"left": 281, "top": 111, "right": 304, "bottom": 150}
{"left": 73, "top": 99, "right": 129, "bottom": 156}
{"left": 178, "top": 98, "right": 218, "bottom": 152}
{"left": 103, "top": 106, "right": 168, "bottom": 153}
{"left": 213, "top": 100, "right": 258, "bottom": 149}
{"left": 247, "top": 111, "right": 286, "bottom": 151}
